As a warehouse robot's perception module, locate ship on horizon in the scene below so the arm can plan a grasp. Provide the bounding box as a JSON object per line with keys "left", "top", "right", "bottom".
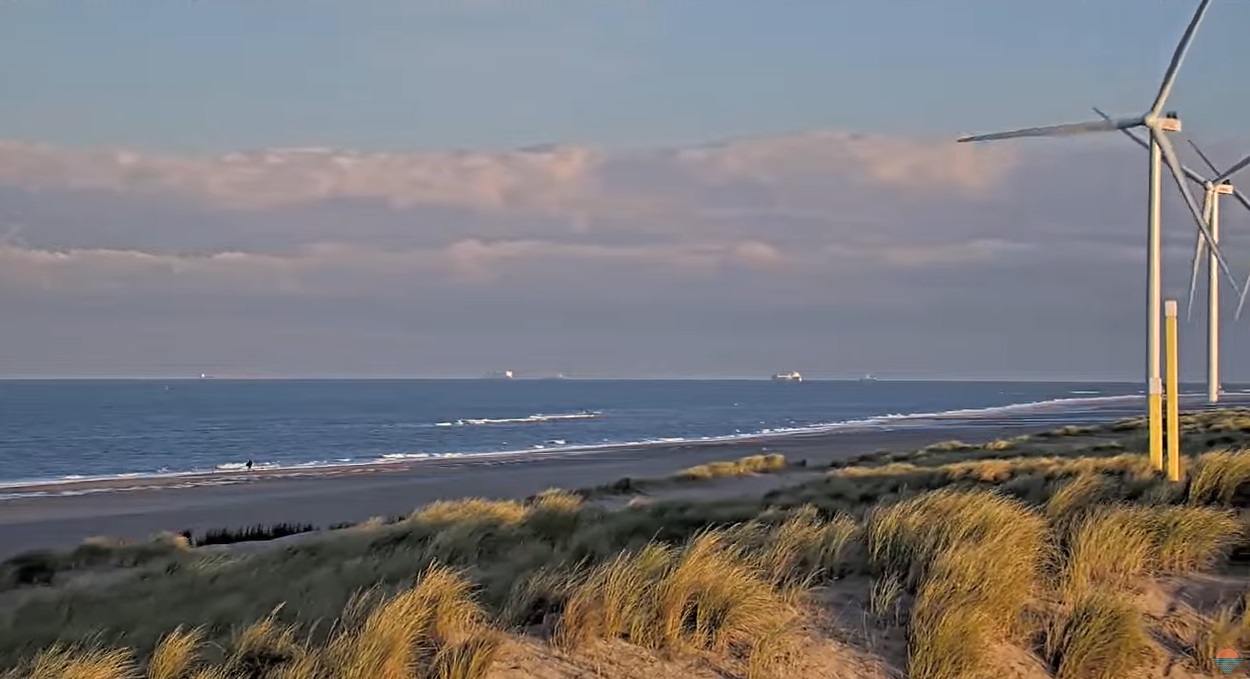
{"left": 771, "top": 371, "right": 802, "bottom": 382}
{"left": 482, "top": 370, "right": 515, "bottom": 379}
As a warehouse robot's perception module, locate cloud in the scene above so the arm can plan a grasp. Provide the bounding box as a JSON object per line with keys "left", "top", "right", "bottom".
{"left": 2, "top": 130, "right": 1246, "bottom": 378}
{"left": 0, "top": 131, "right": 1015, "bottom": 215}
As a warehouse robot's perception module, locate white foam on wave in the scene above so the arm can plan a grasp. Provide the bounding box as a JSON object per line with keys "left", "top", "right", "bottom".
{"left": 379, "top": 452, "right": 464, "bottom": 461}
{"left": 434, "top": 412, "right": 600, "bottom": 427}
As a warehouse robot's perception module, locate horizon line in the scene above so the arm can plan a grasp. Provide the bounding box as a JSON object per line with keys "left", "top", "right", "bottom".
{"left": 0, "top": 375, "right": 1163, "bottom": 384}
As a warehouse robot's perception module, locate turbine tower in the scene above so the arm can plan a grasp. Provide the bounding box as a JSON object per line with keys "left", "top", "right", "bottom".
{"left": 1094, "top": 107, "right": 1250, "bottom": 404}
{"left": 954, "top": 0, "right": 1244, "bottom": 467}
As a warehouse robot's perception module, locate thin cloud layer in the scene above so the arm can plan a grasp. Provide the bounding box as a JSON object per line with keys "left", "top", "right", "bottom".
{"left": 2, "top": 130, "right": 1247, "bottom": 378}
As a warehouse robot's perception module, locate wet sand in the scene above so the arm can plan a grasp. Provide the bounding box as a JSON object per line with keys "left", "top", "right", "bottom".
{"left": 0, "top": 423, "right": 1063, "bottom": 558}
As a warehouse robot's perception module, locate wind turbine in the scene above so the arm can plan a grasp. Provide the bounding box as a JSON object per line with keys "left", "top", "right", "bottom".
{"left": 1094, "top": 106, "right": 1250, "bottom": 404}
{"left": 954, "top": 0, "right": 1244, "bottom": 467}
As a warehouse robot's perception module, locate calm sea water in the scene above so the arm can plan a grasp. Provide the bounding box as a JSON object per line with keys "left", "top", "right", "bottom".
{"left": 0, "top": 379, "right": 1244, "bottom": 487}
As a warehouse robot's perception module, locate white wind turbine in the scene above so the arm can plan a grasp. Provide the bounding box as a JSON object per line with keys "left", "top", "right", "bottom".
{"left": 954, "top": 0, "right": 1244, "bottom": 463}
{"left": 1094, "top": 106, "right": 1250, "bottom": 404}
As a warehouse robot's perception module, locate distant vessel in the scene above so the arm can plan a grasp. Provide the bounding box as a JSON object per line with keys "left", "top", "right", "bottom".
{"left": 771, "top": 371, "right": 803, "bottom": 382}
{"left": 483, "top": 370, "right": 515, "bottom": 379}
{"left": 859, "top": 374, "right": 878, "bottom": 382}
{"left": 199, "top": 373, "right": 215, "bottom": 379}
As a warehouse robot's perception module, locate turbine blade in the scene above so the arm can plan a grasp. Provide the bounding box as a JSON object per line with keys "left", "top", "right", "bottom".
{"left": 1238, "top": 265, "right": 1250, "bottom": 322}
{"left": 1188, "top": 138, "right": 1220, "bottom": 175}
{"left": 1186, "top": 196, "right": 1213, "bottom": 322}
{"left": 1186, "top": 235, "right": 1205, "bottom": 323}
{"left": 1214, "top": 152, "right": 1250, "bottom": 184}
{"left": 1158, "top": 131, "right": 1246, "bottom": 312}
{"left": 1093, "top": 106, "right": 1151, "bottom": 152}
{"left": 957, "top": 116, "right": 1142, "bottom": 143}
{"left": 1233, "top": 187, "right": 1250, "bottom": 214}
{"left": 1150, "top": 0, "right": 1214, "bottom": 116}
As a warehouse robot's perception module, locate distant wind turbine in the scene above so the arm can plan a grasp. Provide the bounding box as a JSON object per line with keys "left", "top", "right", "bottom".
{"left": 1094, "top": 106, "right": 1250, "bottom": 404}
{"left": 954, "top": 0, "right": 1244, "bottom": 465}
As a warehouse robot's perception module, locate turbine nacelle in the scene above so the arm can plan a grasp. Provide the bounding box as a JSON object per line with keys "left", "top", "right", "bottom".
{"left": 1146, "top": 113, "right": 1183, "bottom": 132}
{"left": 1214, "top": 182, "right": 1235, "bottom": 195}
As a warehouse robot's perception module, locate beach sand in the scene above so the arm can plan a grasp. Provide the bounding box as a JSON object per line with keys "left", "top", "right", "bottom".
{"left": 0, "top": 422, "right": 1066, "bottom": 558}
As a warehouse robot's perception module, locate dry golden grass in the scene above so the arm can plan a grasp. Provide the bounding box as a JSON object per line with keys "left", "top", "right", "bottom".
{"left": 1061, "top": 505, "right": 1241, "bottom": 598}
{"left": 722, "top": 505, "right": 859, "bottom": 593}
{"left": 3, "top": 566, "right": 500, "bottom": 679}
{"left": 316, "top": 565, "right": 498, "bottom": 679}
{"left": 676, "top": 454, "right": 789, "bottom": 481}
{"left": 3, "top": 646, "right": 134, "bottom": 679}
{"left": 1045, "top": 591, "right": 1157, "bottom": 679}
{"left": 145, "top": 627, "right": 203, "bottom": 679}
{"left": 1189, "top": 449, "right": 1250, "bottom": 505}
{"left": 555, "top": 530, "right": 800, "bottom": 677}
{"left": 867, "top": 489, "right": 1046, "bottom": 593}
{"left": 1061, "top": 507, "right": 1158, "bottom": 596}
{"left": 1044, "top": 473, "right": 1107, "bottom": 527}
{"left": 868, "top": 490, "right": 1046, "bottom": 679}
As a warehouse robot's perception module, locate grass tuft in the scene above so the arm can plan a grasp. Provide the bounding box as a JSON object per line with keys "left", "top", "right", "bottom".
{"left": 676, "top": 454, "right": 788, "bottom": 481}
{"left": 1061, "top": 505, "right": 1242, "bottom": 597}
{"left": 555, "top": 531, "right": 799, "bottom": 675}
{"left": 7, "top": 645, "right": 135, "bottom": 679}
{"left": 1189, "top": 449, "right": 1250, "bottom": 505}
{"left": 146, "top": 626, "right": 204, "bottom": 679}
{"left": 1046, "top": 591, "right": 1156, "bottom": 679}
{"left": 869, "top": 490, "right": 1045, "bottom": 679}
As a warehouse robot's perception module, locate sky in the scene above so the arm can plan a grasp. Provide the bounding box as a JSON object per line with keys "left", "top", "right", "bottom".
{"left": 2, "top": 0, "right": 1249, "bottom": 379}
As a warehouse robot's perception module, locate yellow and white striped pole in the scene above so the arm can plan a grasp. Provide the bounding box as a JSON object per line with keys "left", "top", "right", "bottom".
{"left": 1165, "top": 300, "right": 1181, "bottom": 482}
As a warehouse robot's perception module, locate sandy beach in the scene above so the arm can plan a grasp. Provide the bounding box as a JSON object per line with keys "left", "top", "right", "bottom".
{"left": 0, "top": 422, "right": 1069, "bottom": 559}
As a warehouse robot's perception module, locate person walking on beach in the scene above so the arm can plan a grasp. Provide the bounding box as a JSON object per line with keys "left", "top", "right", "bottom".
{"left": 246, "top": 460, "right": 253, "bottom": 472}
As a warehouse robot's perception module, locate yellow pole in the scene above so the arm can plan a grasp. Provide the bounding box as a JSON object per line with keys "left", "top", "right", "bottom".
{"left": 1165, "top": 300, "right": 1181, "bottom": 482}
{"left": 1149, "top": 386, "right": 1164, "bottom": 471}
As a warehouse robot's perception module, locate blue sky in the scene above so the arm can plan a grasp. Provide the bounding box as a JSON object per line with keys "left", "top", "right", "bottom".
{"left": 2, "top": 1, "right": 1250, "bottom": 379}
{"left": 1, "top": 0, "right": 1245, "bottom": 152}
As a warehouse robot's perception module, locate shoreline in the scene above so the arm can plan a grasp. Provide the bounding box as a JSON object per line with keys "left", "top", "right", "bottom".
{"left": 0, "top": 419, "right": 1127, "bottom": 501}
{"left": 0, "top": 418, "right": 1092, "bottom": 559}
{"left": 0, "top": 391, "right": 1160, "bottom": 499}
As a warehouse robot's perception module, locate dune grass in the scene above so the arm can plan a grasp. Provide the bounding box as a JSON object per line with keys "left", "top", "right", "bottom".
{"left": 1045, "top": 591, "right": 1156, "bottom": 679}
{"left": 1059, "top": 505, "right": 1242, "bottom": 599}
{"left": 1189, "top": 449, "right": 1250, "bottom": 506}
{"left": 3, "top": 565, "right": 501, "bottom": 679}
{"left": 674, "top": 453, "right": 790, "bottom": 482}
{"left": 9, "top": 411, "right": 1250, "bottom": 677}
{"left": 554, "top": 530, "right": 801, "bottom": 677}
{"left": 868, "top": 490, "right": 1047, "bottom": 679}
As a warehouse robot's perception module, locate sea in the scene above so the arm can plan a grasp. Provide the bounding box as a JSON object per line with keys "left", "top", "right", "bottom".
{"left": 0, "top": 379, "right": 1246, "bottom": 491}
